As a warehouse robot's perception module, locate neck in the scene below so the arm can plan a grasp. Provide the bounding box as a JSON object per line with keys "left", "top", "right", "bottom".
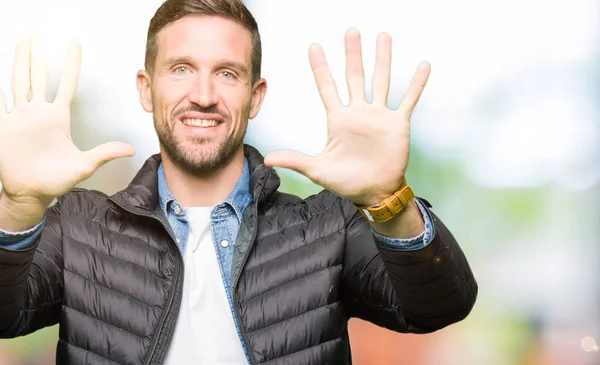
{"left": 161, "top": 147, "right": 245, "bottom": 207}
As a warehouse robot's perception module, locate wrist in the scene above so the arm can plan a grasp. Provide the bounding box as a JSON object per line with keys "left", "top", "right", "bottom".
{"left": 355, "top": 177, "right": 414, "bottom": 223}
{"left": 0, "top": 192, "right": 47, "bottom": 232}
{"left": 356, "top": 175, "right": 409, "bottom": 208}
{"left": 368, "top": 198, "right": 424, "bottom": 238}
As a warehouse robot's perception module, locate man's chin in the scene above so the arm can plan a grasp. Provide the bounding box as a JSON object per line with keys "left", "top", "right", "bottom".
{"left": 159, "top": 134, "right": 243, "bottom": 174}
{"left": 174, "top": 155, "right": 221, "bottom": 174}
{"left": 172, "top": 147, "right": 240, "bottom": 174}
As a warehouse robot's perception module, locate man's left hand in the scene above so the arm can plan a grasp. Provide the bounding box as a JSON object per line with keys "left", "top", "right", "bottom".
{"left": 264, "top": 28, "right": 430, "bottom": 207}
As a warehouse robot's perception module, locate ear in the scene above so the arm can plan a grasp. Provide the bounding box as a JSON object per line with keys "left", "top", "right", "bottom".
{"left": 136, "top": 69, "right": 153, "bottom": 113}
{"left": 248, "top": 78, "right": 267, "bottom": 119}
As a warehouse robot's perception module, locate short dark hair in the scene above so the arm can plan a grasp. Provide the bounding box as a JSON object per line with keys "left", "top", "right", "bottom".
{"left": 145, "top": 0, "right": 262, "bottom": 83}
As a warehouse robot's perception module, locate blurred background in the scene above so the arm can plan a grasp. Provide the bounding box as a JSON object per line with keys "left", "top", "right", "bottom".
{"left": 0, "top": 0, "right": 599, "bottom": 364}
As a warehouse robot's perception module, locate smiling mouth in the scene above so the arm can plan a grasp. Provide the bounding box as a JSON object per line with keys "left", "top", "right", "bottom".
{"left": 181, "top": 119, "right": 220, "bottom": 127}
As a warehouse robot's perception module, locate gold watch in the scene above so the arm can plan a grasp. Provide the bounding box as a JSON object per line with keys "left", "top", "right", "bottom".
{"left": 357, "top": 177, "right": 415, "bottom": 223}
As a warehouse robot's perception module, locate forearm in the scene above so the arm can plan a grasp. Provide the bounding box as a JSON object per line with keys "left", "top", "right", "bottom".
{"left": 376, "top": 208, "right": 477, "bottom": 332}
{"left": 0, "top": 194, "right": 55, "bottom": 336}
{"left": 0, "top": 241, "right": 40, "bottom": 336}
{"left": 0, "top": 201, "right": 62, "bottom": 338}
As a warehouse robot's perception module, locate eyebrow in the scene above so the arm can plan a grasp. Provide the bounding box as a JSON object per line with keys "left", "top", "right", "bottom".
{"left": 161, "top": 56, "right": 249, "bottom": 76}
{"left": 219, "top": 61, "right": 250, "bottom": 76}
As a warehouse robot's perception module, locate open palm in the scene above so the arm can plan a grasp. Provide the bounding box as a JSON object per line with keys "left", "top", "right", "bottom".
{"left": 0, "top": 36, "right": 134, "bottom": 205}
{"left": 264, "top": 28, "right": 430, "bottom": 207}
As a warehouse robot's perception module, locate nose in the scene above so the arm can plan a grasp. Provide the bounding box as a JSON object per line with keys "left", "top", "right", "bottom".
{"left": 187, "top": 73, "right": 218, "bottom": 107}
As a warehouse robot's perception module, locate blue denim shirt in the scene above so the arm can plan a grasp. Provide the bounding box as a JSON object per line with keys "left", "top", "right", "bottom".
{"left": 156, "top": 159, "right": 254, "bottom": 361}
{"left": 0, "top": 159, "right": 434, "bottom": 361}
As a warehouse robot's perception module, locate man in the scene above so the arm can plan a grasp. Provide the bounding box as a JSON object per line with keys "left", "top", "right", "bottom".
{"left": 0, "top": 0, "right": 477, "bottom": 364}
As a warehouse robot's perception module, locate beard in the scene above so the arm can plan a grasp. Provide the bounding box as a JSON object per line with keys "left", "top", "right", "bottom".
{"left": 153, "top": 103, "right": 248, "bottom": 175}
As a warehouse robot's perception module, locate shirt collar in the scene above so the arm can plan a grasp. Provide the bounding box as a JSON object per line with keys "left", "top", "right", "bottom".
{"left": 157, "top": 158, "right": 253, "bottom": 222}
{"left": 223, "top": 158, "right": 253, "bottom": 222}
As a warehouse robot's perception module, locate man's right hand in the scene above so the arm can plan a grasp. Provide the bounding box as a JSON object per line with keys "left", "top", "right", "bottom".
{"left": 0, "top": 35, "right": 135, "bottom": 231}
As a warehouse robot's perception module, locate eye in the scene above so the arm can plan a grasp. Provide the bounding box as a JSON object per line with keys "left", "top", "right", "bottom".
{"left": 174, "top": 66, "right": 189, "bottom": 74}
{"left": 220, "top": 71, "right": 235, "bottom": 79}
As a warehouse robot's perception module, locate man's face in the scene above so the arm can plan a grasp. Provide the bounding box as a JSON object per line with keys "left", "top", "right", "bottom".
{"left": 137, "top": 15, "right": 266, "bottom": 174}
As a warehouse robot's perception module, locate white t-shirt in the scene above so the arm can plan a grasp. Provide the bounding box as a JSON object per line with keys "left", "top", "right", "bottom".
{"left": 163, "top": 207, "right": 247, "bottom": 364}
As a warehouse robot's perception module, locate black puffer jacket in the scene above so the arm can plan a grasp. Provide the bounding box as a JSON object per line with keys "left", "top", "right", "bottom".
{"left": 0, "top": 145, "right": 477, "bottom": 365}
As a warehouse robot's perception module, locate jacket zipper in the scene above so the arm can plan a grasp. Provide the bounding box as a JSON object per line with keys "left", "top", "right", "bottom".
{"left": 109, "top": 200, "right": 183, "bottom": 365}
{"left": 232, "top": 202, "right": 259, "bottom": 365}
{"left": 232, "top": 172, "right": 269, "bottom": 365}
{"left": 145, "top": 262, "right": 181, "bottom": 365}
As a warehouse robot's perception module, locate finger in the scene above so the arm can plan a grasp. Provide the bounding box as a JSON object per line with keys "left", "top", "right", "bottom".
{"left": 0, "top": 90, "right": 6, "bottom": 116}
{"left": 29, "top": 32, "right": 49, "bottom": 102}
{"left": 344, "top": 27, "right": 365, "bottom": 103}
{"left": 398, "top": 61, "right": 431, "bottom": 119}
{"left": 309, "top": 43, "right": 341, "bottom": 111}
{"left": 79, "top": 141, "right": 135, "bottom": 177}
{"left": 11, "top": 39, "right": 31, "bottom": 107}
{"left": 55, "top": 40, "right": 82, "bottom": 104}
{"left": 263, "top": 149, "right": 319, "bottom": 182}
{"left": 372, "top": 32, "right": 392, "bottom": 106}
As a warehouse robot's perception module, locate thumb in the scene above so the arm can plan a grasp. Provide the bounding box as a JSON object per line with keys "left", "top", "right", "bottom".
{"left": 79, "top": 141, "right": 135, "bottom": 177}
{"left": 264, "top": 149, "right": 319, "bottom": 180}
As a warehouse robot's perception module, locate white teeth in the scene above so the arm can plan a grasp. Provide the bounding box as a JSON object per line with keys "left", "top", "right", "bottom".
{"left": 182, "top": 119, "right": 219, "bottom": 127}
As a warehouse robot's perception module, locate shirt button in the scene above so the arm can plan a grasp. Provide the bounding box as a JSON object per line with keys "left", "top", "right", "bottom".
{"left": 220, "top": 240, "right": 229, "bottom": 248}
{"left": 176, "top": 238, "right": 181, "bottom": 243}
{"left": 173, "top": 205, "right": 182, "bottom": 215}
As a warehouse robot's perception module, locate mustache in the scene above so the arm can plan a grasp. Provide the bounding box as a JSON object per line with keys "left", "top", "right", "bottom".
{"left": 173, "top": 104, "right": 229, "bottom": 120}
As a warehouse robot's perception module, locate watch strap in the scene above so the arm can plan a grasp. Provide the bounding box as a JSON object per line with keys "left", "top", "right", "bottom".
{"left": 357, "top": 178, "right": 415, "bottom": 223}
